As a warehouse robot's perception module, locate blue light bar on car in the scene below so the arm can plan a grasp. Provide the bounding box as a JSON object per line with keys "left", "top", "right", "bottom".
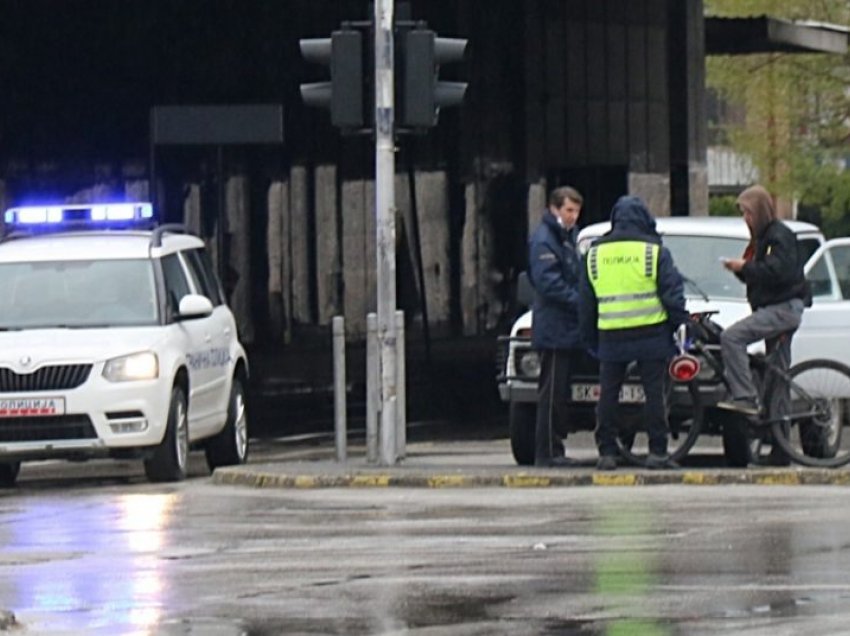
{"left": 4, "top": 203, "right": 154, "bottom": 229}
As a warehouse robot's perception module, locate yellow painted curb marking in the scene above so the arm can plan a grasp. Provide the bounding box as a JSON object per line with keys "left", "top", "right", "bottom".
{"left": 503, "top": 475, "right": 552, "bottom": 488}
{"left": 593, "top": 473, "right": 637, "bottom": 486}
{"left": 427, "top": 475, "right": 470, "bottom": 488}
{"left": 351, "top": 475, "right": 391, "bottom": 487}
{"left": 294, "top": 475, "right": 317, "bottom": 488}
{"left": 754, "top": 473, "right": 800, "bottom": 486}
{"left": 682, "top": 472, "right": 718, "bottom": 485}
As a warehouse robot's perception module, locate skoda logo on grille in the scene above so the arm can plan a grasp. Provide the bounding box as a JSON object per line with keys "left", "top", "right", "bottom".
{"left": 19, "top": 355, "right": 31, "bottom": 367}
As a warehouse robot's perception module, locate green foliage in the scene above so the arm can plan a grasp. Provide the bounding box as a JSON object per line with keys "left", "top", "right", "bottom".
{"left": 706, "top": 0, "right": 841, "bottom": 21}
{"left": 709, "top": 195, "right": 739, "bottom": 217}
{"left": 795, "top": 156, "right": 850, "bottom": 238}
{"left": 705, "top": 0, "right": 850, "bottom": 229}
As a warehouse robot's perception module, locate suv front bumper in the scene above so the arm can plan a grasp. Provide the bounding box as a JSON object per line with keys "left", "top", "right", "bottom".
{"left": 0, "top": 376, "right": 172, "bottom": 461}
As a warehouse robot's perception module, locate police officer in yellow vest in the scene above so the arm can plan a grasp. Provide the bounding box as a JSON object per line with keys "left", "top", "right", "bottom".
{"left": 579, "top": 196, "right": 688, "bottom": 470}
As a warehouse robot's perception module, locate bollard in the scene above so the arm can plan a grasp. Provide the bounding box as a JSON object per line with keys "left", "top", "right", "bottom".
{"left": 366, "top": 313, "right": 379, "bottom": 463}
{"left": 332, "top": 316, "right": 347, "bottom": 462}
{"left": 395, "top": 310, "right": 406, "bottom": 459}
{"left": 380, "top": 394, "right": 397, "bottom": 466}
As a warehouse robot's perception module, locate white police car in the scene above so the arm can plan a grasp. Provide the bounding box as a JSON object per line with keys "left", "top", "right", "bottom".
{"left": 0, "top": 202, "right": 250, "bottom": 485}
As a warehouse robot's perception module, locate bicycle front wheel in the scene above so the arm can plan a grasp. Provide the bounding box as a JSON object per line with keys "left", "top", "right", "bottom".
{"left": 770, "top": 358, "right": 850, "bottom": 468}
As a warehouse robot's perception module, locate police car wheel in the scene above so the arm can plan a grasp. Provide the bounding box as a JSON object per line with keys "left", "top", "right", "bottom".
{"left": 144, "top": 386, "right": 189, "bottom": 482}
{"left": 205, "top": 375, "right": 249, "bottom": 470}
{"left": 0, "top": 462, "right": 20, "bottom": 487}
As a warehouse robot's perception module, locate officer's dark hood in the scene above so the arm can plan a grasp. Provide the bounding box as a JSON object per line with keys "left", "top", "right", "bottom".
{"left": 605, "top": 196, "right": 661, "bottom": 244}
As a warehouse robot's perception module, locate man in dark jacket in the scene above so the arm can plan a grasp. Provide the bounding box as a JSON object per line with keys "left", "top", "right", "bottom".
{"left": 528, "top": 186, "right": 583, "bottom": 467}
{"left": 718, "top": 185, "right": 808, "bottom": 427}
{"left": 579, "top": 196, "right": 688, "bottom": 470}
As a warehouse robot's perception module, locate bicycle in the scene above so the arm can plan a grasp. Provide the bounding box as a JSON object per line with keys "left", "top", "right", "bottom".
{"left": 677, "top": 310, "right": 850, "bottom": 468}
{"left": 612, "top": 363, "right": 705, "bottom": 467}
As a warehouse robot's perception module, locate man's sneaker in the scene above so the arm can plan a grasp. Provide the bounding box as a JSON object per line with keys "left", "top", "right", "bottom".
{"left": 596, "top": 455, "right": 617, "bottom": 471}
{"left": 645, "top": 453, "right": 680, "bottom": 470}
{"left": 534, "top": 456, "right": 578, "bottom": 468}
{"left": 716, "top": 397, "right": 760, "bottom": 416}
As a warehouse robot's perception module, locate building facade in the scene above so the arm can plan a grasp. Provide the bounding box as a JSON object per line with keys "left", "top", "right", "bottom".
{"left": 0, "top": 0, "right": 709, "bottom": 345}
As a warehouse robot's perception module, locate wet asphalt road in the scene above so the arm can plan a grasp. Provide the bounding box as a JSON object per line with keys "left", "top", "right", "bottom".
{"left": 3, "top": 440, "right": 850, "bottom": 634}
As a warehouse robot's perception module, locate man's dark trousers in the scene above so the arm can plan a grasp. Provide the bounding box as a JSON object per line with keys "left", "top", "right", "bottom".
{"left": 595, "top": 357, "right": 668, "bottom": 457}
{"left": 535, "top": 349, "right": 575, "bottom": 461}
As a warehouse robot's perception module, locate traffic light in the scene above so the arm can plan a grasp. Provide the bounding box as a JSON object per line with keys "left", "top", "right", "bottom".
{"left": 299, "top": 29, "right": 364, "bottom": 129}
{"left": 401, "top": 29, "right": 467, "bottom": 129}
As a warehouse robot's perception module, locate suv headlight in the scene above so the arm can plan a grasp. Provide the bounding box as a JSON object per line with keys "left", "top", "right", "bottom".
{"left": 103, "top": 352, "right": 159, "bottom": 382}
{"left": 516, "top": 349, "right": 541, "bottom": 379}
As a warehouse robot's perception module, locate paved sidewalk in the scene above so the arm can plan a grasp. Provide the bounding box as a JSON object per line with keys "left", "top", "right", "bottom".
{"left": 213, "top": 438, "right": 850, "bottom": 489}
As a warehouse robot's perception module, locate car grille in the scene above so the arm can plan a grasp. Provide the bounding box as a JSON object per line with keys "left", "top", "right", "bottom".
{"left": 0, "top": 365, "right": 92, "bottom": 392}
{"left": 0, "top": 415, "right": 97, "bottom": 442}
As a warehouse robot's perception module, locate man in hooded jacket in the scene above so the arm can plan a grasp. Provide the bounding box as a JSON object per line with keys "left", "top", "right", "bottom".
{"left": 717, "top": 185, "right": 808, "bottom": 431}
{"left": 579, "top": 196, "right": 688, "bottom": 470}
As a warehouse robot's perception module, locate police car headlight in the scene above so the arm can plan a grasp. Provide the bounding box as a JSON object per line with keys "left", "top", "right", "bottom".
{"left": 103, "top": 352, "right": 159, "bottom": 382}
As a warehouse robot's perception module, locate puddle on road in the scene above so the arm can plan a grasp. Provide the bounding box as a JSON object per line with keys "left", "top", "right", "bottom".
{"left": 9, "top": 585, "right": 844, "bottom": 634}
{"left": 719, "top": 590, "right": 850, "bottom": 620}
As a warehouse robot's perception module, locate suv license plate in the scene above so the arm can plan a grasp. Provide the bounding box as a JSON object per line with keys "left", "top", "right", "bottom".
{"left": 0, "top": 397, "right": 66, "bottom": 417}
{"left": 571, "top": 383, "right": 646, "bottom": 404}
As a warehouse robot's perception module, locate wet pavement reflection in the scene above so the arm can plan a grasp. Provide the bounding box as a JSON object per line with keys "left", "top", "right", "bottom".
{"left": 0, "top": 493, "right": 176, "bottom": 633}
{"left": 592, "top": 503, "right": 667, "bottom": 635}
{"left": 2, "top": 463, "right": 850, "bottom": 633}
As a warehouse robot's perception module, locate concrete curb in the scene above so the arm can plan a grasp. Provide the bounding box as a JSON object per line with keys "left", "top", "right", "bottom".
{"left": 213, "top": 466, "right": 850, "bottom": 489}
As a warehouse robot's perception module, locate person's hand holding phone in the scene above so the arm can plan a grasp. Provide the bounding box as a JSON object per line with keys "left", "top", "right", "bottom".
{"left": 720, "top": 257, "right": 745, "bottom": 273}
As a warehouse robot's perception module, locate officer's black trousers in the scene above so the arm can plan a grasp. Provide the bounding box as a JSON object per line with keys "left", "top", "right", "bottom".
{"left": 595, "top": 357, "right": 668, "bottom": 457}
{"left": 535, "top": 349, "right": 575, "bottom": 461}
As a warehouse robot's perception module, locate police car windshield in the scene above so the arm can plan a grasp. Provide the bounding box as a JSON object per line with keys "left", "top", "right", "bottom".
{"left": 662, "top": 235, "right": 748, "bottom": 300}
{"left": 0, "top": 259, "right": 158, "bottom": 329}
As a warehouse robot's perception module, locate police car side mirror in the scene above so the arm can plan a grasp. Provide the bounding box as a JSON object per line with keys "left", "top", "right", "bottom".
{"left": 516, "top": 271, "right": 534, "bottom": 307}
{"left": 177, "top": 294, "right": 214, "bottom": 321}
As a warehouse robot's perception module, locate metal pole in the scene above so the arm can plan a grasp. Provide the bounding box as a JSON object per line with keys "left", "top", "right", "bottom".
{"left": 332, "top": 316, "right": 347, "bottom": 462}
{"left": 395, "top": 309, "right": 406, "bottom": 459}
{"left": 366, "top": 312, "right": 379, "bottom": 463}
{"left": 375, "top": 0, "right": 398, "bottom": 465}
{"left": 148, "top": 110, "right": 157, "bottom": 211}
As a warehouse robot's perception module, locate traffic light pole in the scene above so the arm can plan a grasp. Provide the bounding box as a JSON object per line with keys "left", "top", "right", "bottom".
{"left": 299, "top": 3, "right": 466, "bottom": 466}
{"left": 374, "top": 0, "right": 399, "bottom": 465}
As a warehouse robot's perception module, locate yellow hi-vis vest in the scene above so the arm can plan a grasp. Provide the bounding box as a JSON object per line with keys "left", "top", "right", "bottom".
{"left": 587, "top": 241, "right": 668, "bottom": 331}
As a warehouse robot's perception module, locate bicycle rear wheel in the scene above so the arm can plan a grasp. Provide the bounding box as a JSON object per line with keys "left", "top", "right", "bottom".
{"left": 769, "top": 359, "right": 850, "bottom": 468}
{"left": 617, "top": 379, "right": 704, "bottom": 466}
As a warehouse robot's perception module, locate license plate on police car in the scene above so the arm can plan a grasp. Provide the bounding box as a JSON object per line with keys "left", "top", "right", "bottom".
{"left": 571, "top": 384, "right": 645, "bottom": 403}
{"left": 0, "top": 397, "right": 65, "bottom": 417}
